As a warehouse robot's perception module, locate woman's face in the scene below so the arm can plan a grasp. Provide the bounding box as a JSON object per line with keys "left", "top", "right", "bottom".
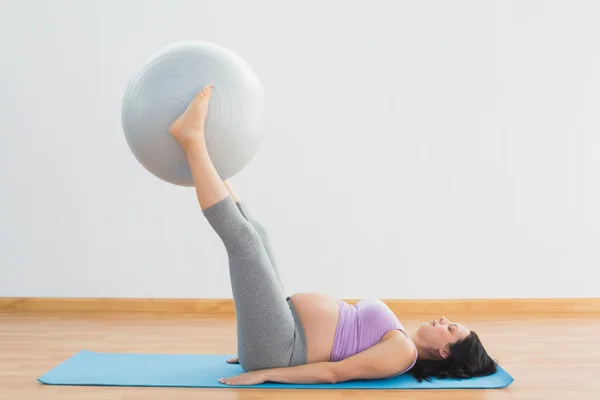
{"left": 416, "top": 316, "right": 471, "bottom": 358}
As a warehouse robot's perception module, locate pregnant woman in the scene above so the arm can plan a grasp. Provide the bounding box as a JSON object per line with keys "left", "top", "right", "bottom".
{"left": 169, "top": 84, "right": 497, "bottom": 386}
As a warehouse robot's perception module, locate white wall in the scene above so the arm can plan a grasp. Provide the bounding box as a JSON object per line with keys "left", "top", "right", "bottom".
{"left": 1, "top": 0, "right": 599, "bottom": 299}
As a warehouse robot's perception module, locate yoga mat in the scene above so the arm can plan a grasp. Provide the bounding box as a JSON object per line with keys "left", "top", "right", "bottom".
{"left": 38, "top": 350, "right": 514, "bottom": 389}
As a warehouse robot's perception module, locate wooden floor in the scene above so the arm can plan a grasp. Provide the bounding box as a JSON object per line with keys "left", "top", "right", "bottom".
{"left": 1, "top": 311, "right": 599, "bottom": 400}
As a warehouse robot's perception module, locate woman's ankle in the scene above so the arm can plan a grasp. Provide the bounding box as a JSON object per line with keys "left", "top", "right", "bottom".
{"left": 183, "top": 140, "right": 210, "bottom": 161}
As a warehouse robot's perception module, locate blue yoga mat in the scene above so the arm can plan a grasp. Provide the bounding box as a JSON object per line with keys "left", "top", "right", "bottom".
{"left": 38, "top": 350, "right": 514, "bottom": 389}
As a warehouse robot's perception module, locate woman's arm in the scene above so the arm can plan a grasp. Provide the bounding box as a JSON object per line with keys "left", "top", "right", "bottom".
{"left": 268, "top": 332, "right": 413, "bottom": 384}
{"left": 264, "top": 331, "right": 415, "bottom": 383}
{"left": 263, "top": 362, "right": 336, "bottom": 384}
{"left": 219, "top": 330, "right": 415, "bottom": 386}
{"left": 218, "top": 362, "right": 335, "bottom": 386}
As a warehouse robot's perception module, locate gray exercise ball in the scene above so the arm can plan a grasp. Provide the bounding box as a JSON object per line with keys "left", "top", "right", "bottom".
{"left": 121, "top": 41, "right": 266, "bottom": 186}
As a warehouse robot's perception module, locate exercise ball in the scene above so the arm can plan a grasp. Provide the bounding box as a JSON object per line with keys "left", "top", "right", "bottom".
{"left": 121, "top": 41, "right": 266, "bottom": 186}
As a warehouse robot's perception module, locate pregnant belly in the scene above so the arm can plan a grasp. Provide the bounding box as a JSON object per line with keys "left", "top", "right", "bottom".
{"left": 289, "top": 292, "right": 340, "bottom": 363}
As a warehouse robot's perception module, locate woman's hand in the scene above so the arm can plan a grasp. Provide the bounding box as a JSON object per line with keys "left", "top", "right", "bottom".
{"left": 218, "top": 370, "right": 267, "bottom": 386}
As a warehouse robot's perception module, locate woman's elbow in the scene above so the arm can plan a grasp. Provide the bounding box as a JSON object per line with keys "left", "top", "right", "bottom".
{"left": 328, "top": 373, "right": 339, "bottom": 384}
{"left": 328, "top": 366, "right": 348, "bottom": 384}
{"left": 327, "top": 366, "right": 340, "bottom": 384}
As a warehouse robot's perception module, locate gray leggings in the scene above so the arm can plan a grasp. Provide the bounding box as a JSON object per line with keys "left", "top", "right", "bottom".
{"left": 203, "top": 196, "right": 307, "bottom": 371}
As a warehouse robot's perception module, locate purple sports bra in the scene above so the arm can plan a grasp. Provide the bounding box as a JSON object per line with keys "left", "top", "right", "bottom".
{"left": 330, "top": 298, "right": 418, "bottom": 373}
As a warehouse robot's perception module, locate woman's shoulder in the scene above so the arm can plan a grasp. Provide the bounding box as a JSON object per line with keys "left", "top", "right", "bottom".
{"left": 381, "top": 330, "right": 419, "bottom": 373}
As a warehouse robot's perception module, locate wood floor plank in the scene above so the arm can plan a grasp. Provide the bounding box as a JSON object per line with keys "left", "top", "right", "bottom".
{"left": 3, "top": 297, "right": 600, "bottom": 315}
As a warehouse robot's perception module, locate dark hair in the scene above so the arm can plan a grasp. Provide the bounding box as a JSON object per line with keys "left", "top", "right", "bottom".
{"left": 409, "top": 331, "right": 497, "bottom": 382}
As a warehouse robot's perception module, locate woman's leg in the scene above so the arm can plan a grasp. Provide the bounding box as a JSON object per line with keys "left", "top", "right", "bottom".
{"left": 224, "top": 180, "right": 286, "bottom": 294}
{"left": 237, "top": 202, "right": 286, "bottom": 294}
{"left": 169, "top": 85, "right": 303, "bottom": 371}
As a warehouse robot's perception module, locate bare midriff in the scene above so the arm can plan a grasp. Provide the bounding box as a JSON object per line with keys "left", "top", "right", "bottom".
{"left": 289, "top": 292, "right": 340, "bottom": 364}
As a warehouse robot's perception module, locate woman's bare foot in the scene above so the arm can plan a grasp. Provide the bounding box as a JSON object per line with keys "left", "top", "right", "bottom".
{"left": 169, "top": 84, "right": 214, "bottom": 148}
{"left": 226, "top": 357, "right": 239, "bottom": 364}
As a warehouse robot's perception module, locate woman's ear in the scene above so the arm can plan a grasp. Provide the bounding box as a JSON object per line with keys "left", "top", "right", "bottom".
{"left": 439, "top": 345, "right": 451, "bottom": 359}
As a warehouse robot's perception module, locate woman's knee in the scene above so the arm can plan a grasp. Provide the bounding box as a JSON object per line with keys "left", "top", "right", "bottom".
{"left": 227, "top": 223, "right": 263, "bottom": 254}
